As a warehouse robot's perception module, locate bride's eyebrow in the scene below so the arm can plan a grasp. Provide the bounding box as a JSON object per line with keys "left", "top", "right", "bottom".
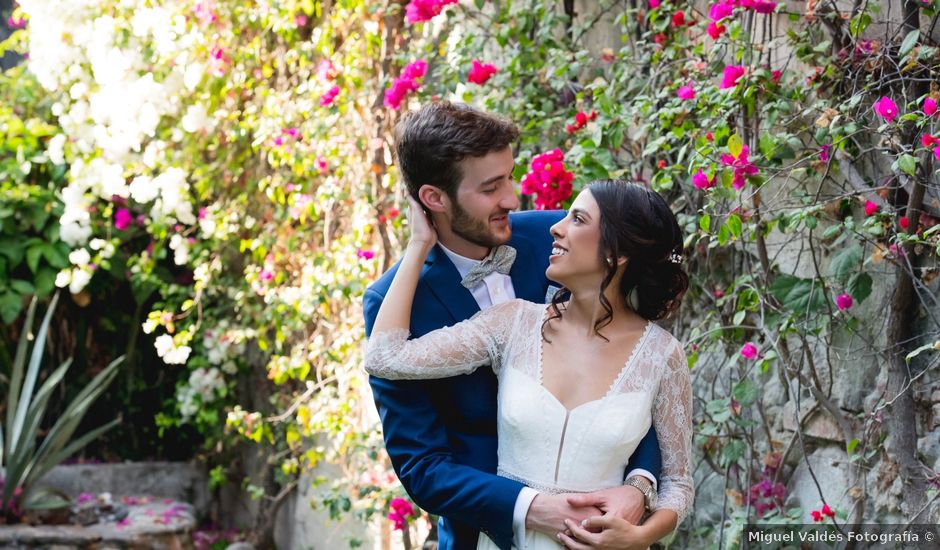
{"left": 570, "top": 208, "right": 592, "bottom": 220}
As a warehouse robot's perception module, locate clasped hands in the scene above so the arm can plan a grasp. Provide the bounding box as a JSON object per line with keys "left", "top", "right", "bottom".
{"left": 527, "top": 485, "right": 652, "bottom": 550}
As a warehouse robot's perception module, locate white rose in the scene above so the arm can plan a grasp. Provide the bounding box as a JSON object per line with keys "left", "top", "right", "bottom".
{"left": 68, "top": 248, "right": 91, "bottom": 267}
{"left": 69, "top": 269, "right": 92, "bottom": 294}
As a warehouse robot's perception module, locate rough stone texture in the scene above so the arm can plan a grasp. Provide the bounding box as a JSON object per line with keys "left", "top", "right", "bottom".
{"left": 38, "top": 463, "right": 210, "bottom": 518}
{"left": 0, "top": 499, "right": 195, "bottom": 549}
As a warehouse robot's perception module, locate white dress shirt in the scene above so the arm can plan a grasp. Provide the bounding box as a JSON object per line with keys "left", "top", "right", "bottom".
{"left": 439, "top": 242, "right": 655, "bottom": 547}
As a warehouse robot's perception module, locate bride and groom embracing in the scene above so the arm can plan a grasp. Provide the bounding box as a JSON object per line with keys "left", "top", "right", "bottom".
{"left": 363, "top": 102, "right": 693, "bottom": 550}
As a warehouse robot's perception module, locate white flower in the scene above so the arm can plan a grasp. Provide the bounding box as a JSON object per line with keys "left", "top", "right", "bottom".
{"left": 181, "top": 103, "right": 210, "bottom": 133}
{"left": 59, "top": 222, "right": 92, "bottom": 246}
{"left": 55, "top": 269, "right": 72, "bottom": 288}
{"left": 89, "top": 238, "right": 106, "bottom": 251}
{"left": 47, "top": 134, "right": 66, "bottom": 165}
{"left": 142, "top": 319, "right": 157, "bottom": 334}
{"left": 169, "top": 234, "right": 190, "bottom": 265}
{"left": 129, "top": 175, "right": 159, "bottom": 203}
{"left": 68, "top": 248, "right": 91, "bottom": 267}
{"left": 155, "top": 334, "right": 175, "bottom": 357}
{"left": 69, "top": 269, "right": 92, "bottom": 294}
{"left": 164, "top": 345, "right": 192, "bottom": 365}
{"left": 183, "top": 62, "right": 204, "bottom": 91}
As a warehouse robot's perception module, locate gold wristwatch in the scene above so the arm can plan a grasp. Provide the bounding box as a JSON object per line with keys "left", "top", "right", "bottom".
{"left": 626, "top": 476, "right": 657, "bottom": 512}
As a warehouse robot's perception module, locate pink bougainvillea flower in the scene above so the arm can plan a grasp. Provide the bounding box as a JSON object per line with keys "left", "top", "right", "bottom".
{"left": 708, "top": 0, "right": 734, "bottom": 21}
{"left": 193, "top": 1, "right": 218, "bottom": 26}
{"left": 384, "top": 59, "right": 427, "bottom": 109}
{"left": 388, "top": 497, "right": 416, "bottom": 531}
{"left": 316, "top": 156, "right": 329, "bottom": 174}
{"left": 864, "top": 200, "right": 878, "bottom": 216}
{"left": 899, "top": 216, "right": 910, "bottom": 230}
{"left": 520, "top": 149, "right": 574, "bottom": 210}
{"left": 771, "top": 69, "right": 782, "bottom": 83}
{"left": 209, "top": 46, "right": 228, "bottom": 77}
{"left": 706, "top": 131, "right": 714, "bottom": 141}
{"left": 8, "top": 16, "right": 26, "bottom": 29}
{"left": 672, "top": 10, "right": 686, "bottom": 26}
{"left": 649, "top": 0, "right": 662, "bottom": 8}
{"left": 872, "top": 96, "right": 898, "bottom": 123}
{"left": 835, "top": 293, "right": 853, "bottom": 310}
{"left": 356, "top": 249, "right": 375, "bottom": 260}
{"left": 811, "top": 510, "right": 823, "bottom": 522}
{"left": 924, "top": 97, "right": 938, "bottom": 116}
{"left": 720, "top": 144, "right": 759, "bottom": 189}
{"left": 692, "top": 169, "right": 715, "bottom": 189}
{"left": 707, "top": 22, "right": 726, "bottom": 39}
{"left": 388, "top": 207, "right": 401, "bottom": 219}
{"left": 819, "top": 144, "right": 830, "bottom": 162}
{"left": 405, "top": 0, "right": 458, "bottom": 24}
{"left": 740, "top": 342, "right": 758, "bottom": 360}
{"left": 677, "top": 85, "right": 695, "bottom": 100}
{"left": 934, "top": 144, "right": 940, "bottom": 161}
{"left": 720, "top": 65, "right": 746, "bottom": 89}
{"left": 922, "top": 134, "right": 938, "bottom": 147}
{"left": 821, "top": 504, "right": 835, "bottom": 518}
{"left": 115, "top": 208, "right": 134, "bottom": 230}
{"left": 748, "top": 0, "right": 777, "bottom": 13}
{"left": 320, "top": 85, "right": 340, "bottom": 106}
{"left": 467, "top": 60, "right": 498, "bottom": 85}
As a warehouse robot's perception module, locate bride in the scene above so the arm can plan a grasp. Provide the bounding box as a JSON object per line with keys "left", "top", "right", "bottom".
{"left": 365, "top": 180, "right": 693, "bottom": 550}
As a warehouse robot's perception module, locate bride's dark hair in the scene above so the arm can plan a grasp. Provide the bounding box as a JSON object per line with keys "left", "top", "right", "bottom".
{"left": 542, "top": 180, "right": 689, "bottom": 341}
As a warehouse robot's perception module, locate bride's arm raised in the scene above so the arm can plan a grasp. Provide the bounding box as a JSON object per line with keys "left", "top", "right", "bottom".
{"left": 365, "top": 197, "right": 521, "bottom": 380}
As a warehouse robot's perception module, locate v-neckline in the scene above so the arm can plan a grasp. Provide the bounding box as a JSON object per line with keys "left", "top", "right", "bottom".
{"left": 535, "top": 305, "right": 653, "bottom": 414}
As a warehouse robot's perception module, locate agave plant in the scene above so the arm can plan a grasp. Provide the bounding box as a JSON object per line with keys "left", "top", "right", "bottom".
{"left": 1, "top": 292, "right": 122, "bottom": 521}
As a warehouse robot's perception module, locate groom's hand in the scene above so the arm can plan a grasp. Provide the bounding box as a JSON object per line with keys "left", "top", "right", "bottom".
{"left": 565, "top": 485, "right": 645, "bottom": 525}
{"left": 525, "top": 494, "right": 603, "bottom": 536}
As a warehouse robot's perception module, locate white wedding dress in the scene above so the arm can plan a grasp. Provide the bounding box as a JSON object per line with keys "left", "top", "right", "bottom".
{"left": 365, "top": 299, "right": 694, "bottom": 550}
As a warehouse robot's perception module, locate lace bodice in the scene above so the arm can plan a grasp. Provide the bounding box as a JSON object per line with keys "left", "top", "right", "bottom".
{"left": 365, "top": 298, "right": 694, "bottom": 523}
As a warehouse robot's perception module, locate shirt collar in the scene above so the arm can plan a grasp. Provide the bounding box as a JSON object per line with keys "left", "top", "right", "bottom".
{"left": 437, "top": 242, "right": 489, "bottom": 279}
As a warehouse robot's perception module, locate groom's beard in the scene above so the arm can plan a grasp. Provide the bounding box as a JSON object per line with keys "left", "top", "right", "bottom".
{"left": 450, "top": 202, "right": 510, "bottom": 249}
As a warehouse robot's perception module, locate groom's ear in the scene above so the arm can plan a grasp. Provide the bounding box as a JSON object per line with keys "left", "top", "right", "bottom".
{"left": 418, "top": 184, "right": 448, "bottom": 214}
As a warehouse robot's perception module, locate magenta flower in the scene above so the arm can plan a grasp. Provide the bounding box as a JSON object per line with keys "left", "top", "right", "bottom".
{"left": 384, "top": 60, "right": 427, "bottom": 109}
{"left": 720, "top": 144, "right": 759, "bottom": 189}
{"left": 320, "top": 85, "right": 340, "bottom": 107}
{"left": 934, "top": 145, "right": 940, "bottom": 161}
{"left": 692, "top": 169, "right": 715, "bottom": 189}
{"left": 467, "top": 60, "right": 498, "bottom": 85}
{"left": 295, "top": 14, "right": 308, "bottom": 27}
{"left": 835, "top": 293, "right": 853, "bottom": 310}
{"left": 356, "top": 249, "right": 376, "bottom": 260}
{"left": 707, "top": 22, "right": 726, "bottom": 39}
{"left": 720, "top": 65, "right": 746, "bottom": 89}
{"left": 115, "top": 208, "right": 134, "bottom": 230}
{"left": 819, "top": 144, "right": 830, "bottom": 162}
{"left": 872, "top": 96, "right": 898, "bottom": 123}
{"left": 388, "top": 497, "right": 416, "bottom": 531}
{"left": 924, "top": 97, "right": 938, "bottom": 116}
{"left": 7, "top": 16, "right": 26, "bottom": 29}
{"left": 740, "top": 342, "right": 758, "bottom": 360}
{"left": 677, "top": 85, "right": 696, "bottom": 100}
{"left": 745, "top": 0, "right": 777, "bottom": 13}
{"left": 708, "top": 0, "right": 734, "bottom": 21}
{"left": 649, "top": 0, "right": 662, "bottom": 8}
{"left": 193, "top": 1, "right": 218, "bottom": 26}
{"left": 864, "top": 200, "right": 878, "bottom": 216}
{"left": 405, "top": 0, "right": 458, "bottom": 24}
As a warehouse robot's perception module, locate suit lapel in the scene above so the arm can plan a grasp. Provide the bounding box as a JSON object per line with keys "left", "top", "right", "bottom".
{"left": 423, "top": 245, "right": 481, "bottom": 324}
{"left": 508, "top": 233, "right": 545, "bottom": 303}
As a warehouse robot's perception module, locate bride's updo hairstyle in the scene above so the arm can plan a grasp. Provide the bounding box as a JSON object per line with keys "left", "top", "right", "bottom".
{"left": 543, "top": 180, "right": 688, "bottom": 341}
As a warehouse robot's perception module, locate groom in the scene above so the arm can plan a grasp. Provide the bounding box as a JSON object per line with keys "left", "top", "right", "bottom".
{"left": 363, "top": 101, "right": 661, "bottom": 550}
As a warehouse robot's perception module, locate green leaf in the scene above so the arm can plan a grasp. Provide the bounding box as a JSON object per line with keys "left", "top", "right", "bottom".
{"left": 898, "top": 154, "right": 917, "bottom": 177}
{"left": 733, "top": 309, "right": 746, "bottom": 325}
{"left": 846, "top": 272, "right": 872, "bottom": 303}
{"left": 846, "top": 438, "right": 860, "bottom": 455}
{"left": 728, "top": 133, "right": 743, "bottom": 158}
{"left": 699, "top": 214, "right": 711, "bottom": 233}
{"left": 0, "top": 291, "right": 22, "bottom": 324}
{"left": 720, "top": 439, "right": 747, "bottom": 467}
{"left": 706, "top": 398, "right": 732, "bottom": 423}
{"left": 899, "top": 29, "right": 920, "bottom": 57}
{"left": 26, "top": 245, "right": 43, "bottom": 273}
{"left": 732, "top": 378, "right": 758, "bottom": 406}
{"left": 829, "top": 244, "right": 861, "bottom": 284}
{"left": 770, "top": 274, "right": 826, "bottom": 313}
{"left": 727, "top": 214, "right": 742, "bottom": 239}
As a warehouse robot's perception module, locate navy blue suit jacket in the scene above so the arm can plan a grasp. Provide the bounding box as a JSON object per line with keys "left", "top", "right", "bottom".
{"left": 363, "top": 210, "right": 662, "bottom": 550}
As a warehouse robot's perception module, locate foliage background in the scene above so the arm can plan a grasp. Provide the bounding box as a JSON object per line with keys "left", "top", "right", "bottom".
{"left": 2, "top": 0, "right": 939, "bottom": 546}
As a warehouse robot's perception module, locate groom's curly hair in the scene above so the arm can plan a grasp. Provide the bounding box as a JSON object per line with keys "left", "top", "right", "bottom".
{"left": 394, "top": 101, "right": 519, "bottom": 201}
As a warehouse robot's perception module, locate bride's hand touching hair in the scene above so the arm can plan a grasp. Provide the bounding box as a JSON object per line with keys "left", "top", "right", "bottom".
{"left": 406, "top": 195, "right": 437, "bottom": 252}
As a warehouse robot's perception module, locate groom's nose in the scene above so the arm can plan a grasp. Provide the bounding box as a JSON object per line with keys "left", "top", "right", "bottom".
{"left": 499, "top": 186, "right": 520, "bottom": 211}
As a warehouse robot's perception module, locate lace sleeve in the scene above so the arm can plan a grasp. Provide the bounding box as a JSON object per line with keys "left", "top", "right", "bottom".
{"left": 364, "top": 299, "right": 526, "bottom": 380}
{"left": 652, "top": 337, "right": 695, "bottom": 524}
